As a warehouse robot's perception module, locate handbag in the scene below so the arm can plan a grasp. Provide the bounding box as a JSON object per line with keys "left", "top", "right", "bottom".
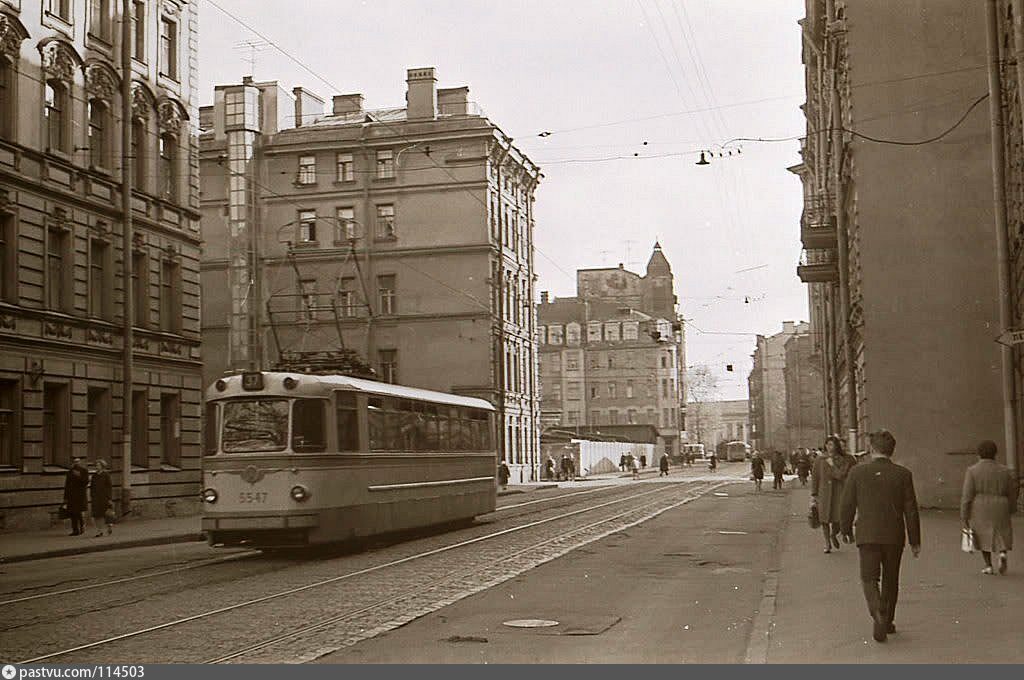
{"left": 960, "top": 528, "right": 977, "bottom": 554}
{"left": 58, "top": 504, "right": 70, "bottom": 519}
{"left": 808, "top": 503, "right": 820, "bottom": 529}
{"left": 104, "top": 505, "right": 116, "bottom": 524}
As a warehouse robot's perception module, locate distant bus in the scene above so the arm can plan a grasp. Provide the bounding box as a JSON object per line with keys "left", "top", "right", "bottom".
{"left": 724, "top": 441, "right": 750, "bottom": 462}
{"left": 682, "top": 443, "right": 705, "bottom": 460}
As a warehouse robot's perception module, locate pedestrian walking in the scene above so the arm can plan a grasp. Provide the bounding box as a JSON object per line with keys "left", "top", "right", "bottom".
{"left": 707, "top": 451, "right": 717, "bottom": 472}
{"left": 750, "top": 451, "right": 765, "bottom": 492}
{"left": 498, "top": 460, "right": 510, "bottom": 490}
{"left": 839, "top": 429, "right": 921, "bottom": 643}
{"left": 640, "top": 453, "right": 647, "bottom": 469}
{"left": 568, "top": 455, "right": 577, "bottom": 482}
{"left": 63, "top": 457, "right": 89, "bottom": 536}
{"left": 796, "top": 451, "right": 812, "bottom": 486}
{"left": 659, "top": 454, "right": 670, "bottom": 477}
{"left": 961, "top": 440, "right": 1018, "bottom": 575}
{"left": 545, "top": 456, "right": 555, "bottom": 481}
{"left": 560, "top": 454, "right": 571, "bottom": 482}
{"left": 811, "top": 435, "right": 856, "bottom": 552}
{"left": 770, "top": 450, "right": 787, "bottom": 490}
{"left": 620, "top": 454, "right": 627, "bottom": 472}
{"left": 631, "top": 455, "right": 640, "bottom": 479}
{"left": 90, "top": 459, "right": 114, "bottom": 536}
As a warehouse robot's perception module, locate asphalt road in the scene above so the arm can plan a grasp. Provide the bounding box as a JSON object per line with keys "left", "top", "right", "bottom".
{"left": 318, "top": 478, "right": 790, "bottom": 663}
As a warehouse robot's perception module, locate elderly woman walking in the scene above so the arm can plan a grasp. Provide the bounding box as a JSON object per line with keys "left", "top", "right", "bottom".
{"left": 961, "top": 440, "right": 1019, "bottom": 575}
{"left": 811, "top": 435, "right": 857, "bottom": 553}
{"left": 90, "top": 459, "right": 114, "bottom": 536}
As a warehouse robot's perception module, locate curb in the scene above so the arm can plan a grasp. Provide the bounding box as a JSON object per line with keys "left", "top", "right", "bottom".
{"left": 1, "top": 532, "right": 205, "bottom": 564}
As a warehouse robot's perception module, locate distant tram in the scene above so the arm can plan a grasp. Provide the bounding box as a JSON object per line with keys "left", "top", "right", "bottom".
{"left": 201, "top": 371, "right": 497, "bottom": 549}
{"left": 724, "top": 441, "right": 751, "bottom": 462}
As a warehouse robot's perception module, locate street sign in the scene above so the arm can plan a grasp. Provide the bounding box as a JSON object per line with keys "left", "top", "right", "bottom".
{"left": 996, "top": 329, "right": 1024, "bottom": 347}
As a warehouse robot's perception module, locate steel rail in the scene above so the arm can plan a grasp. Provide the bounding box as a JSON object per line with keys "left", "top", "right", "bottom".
{"left": 204, "top": 481, "right": 726, "bottom": 663}
{"left": 19, "top": 479, "right": 729, "bottom": 664}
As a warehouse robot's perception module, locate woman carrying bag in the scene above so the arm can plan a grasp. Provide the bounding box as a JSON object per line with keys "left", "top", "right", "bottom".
{"left": 810, "top": 435, "right": 856, "bottom": 553}
{"left": 961, "top": 440, "right": 1018, "bottom": 575}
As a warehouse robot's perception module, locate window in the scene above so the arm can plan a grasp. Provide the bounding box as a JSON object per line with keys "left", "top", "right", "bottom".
{"left": 548, "top": 383, "right": 561, "bottom": 402}
{"left": 566, "top": 382, "right": 580, "bottom": 400}
{"left": 338, "top": 276, "right": 358, "bottom": 317}
{"left": 299, "top": 278, "right": 317, "bottom": 321}
{"left": 660, "top": 355, "right": 667, "bottom": 368}
{"left": 88, "top": 101, "right": 110, "bottom": 169}
{"left": 43, "top": 383, "right": 70, "bottom": 467}
{"left": 590, "top": 385, "right": 599, "bottom": 399}
{"left": 89, "top": 239, "right": 111, "bottom": 319}
{"left": 608, "top": 409, "right": 619, "bottom": 425}
{"left": 45, "top": 81, "right": 68, "bottom": 153}
{"left": 291, "top": 400, "right": 326, "bottom": 452}
{"left": 46, "top": 225, "right": 70, "bottom": 312}
{"left": 646, "top": 408, "right": 656, "bottom": 424}
{"left": 0, "top": 58, "right": 13, "bottom": 139}
{"left": 587, "top": 322, "right": 602, "bottom": 342}
{"left": 131, "top": 389, "right": 149, "bottom": 467}
{"left": 590, "top": 410, "right": 600, "bottom": 425}
{"left": 662, "top": 378, "right": 669, "bottom": 398}
{"left": 627, "top": 409, "right": 637, "bottom": 424}
{"left": 298, "top": 210, "right": 317, "bottom": 243}
{"left": 0, "top": 379, "right": 20, "bottom": 468}
{"left": 376, "top": 149, "right": 394, "bottom": 179}
{"left": 336, "top": 153, "right": 354, "bottom": 181}
{"left": 335, "top": 207, "right": 356, "bottom": 242}
{"left": 297, "top": 155, "right": 316, "bottom": 185}
{"left": 607, "top": 355, "right": 614, "bottom": 369}
{"left": 604, "top": 322, "right": 620, "bottom": 342}
{"left": 626, "top": 380, "right": 634, "bottom": 398}
{"left": 623, "top": 322, "right": 639, "bottom": 340}
{"left": 548, "top": 325, "right": 563, "bottom": 345}
{"left": 158, "top": 393, "right": 180, "bottom": 466}
{"left": 159, "top": 135, "right": 177, "bottom": 201}
{"left": 377, "top": 275, "right": 396, "bottom": 314}
{"left": 565, "top": 323, "right": 581, "bottom": 345}
{"left": 378, "top": 349, "right": 397, "bottom": 383}
{"left": 566, "top": 410, "right": 578, "bottom": 425}
{"left": 49, "top": 0, "right": 72, "bottom": 21}
{"left": 335, "top": 392, "right": 359, "bottom": 451}
{"left": 376, "top": 204, "right": 395, "bottom": 238}
{"left": 566, "top": 353, "right": 579, "bottom": 371}
{"left": 132, "top": 1, "right": 146, "bottom": 61}
{"left": 83, "top": 387, "right": 110, "bottom": 464}
{"left": 131, "top": 118, "right": 147, "bottom": 190}
{"left": 0, "top": 213, "right": 15, "bottom": 303}
{"left": 662, "top": 408, "right": 669, "bottom": 428}
{"left": 159, "top": 16, "right": 177, "bottom": 78}
{"left": 608, "top": 382, "right": 617, "bottom": 399}
{"left": 132, "top": 250, "right": 148, "bottom": 327}
{"left": 90, "top": 0, "right": 112, "bottom": 41}
{"left": 160, "top": 258, "right": 181, "bottom": 333}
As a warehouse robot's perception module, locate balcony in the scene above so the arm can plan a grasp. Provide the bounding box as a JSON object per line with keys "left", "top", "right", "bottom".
{"left": 800, "top": 192, "right": 837, "bottom": 250}
{"left": 797, "top": 249, "right": 838, "bottom": 283}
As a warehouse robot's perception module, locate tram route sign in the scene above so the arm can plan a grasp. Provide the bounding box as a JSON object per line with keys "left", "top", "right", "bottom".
{"left": 996, "top": 329, "right": 1024, "bottom": 347}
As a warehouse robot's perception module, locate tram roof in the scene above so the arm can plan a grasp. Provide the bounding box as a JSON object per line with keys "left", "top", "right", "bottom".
{"left": 208, "top": 372, "right": 495, "bottom": 411}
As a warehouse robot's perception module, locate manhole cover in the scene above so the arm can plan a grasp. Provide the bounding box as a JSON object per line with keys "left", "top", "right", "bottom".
{"left": 503, "top": 619, "right": 560, "bottom": 628}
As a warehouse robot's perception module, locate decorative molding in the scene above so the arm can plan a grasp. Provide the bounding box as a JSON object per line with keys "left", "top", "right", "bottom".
{"left": 84, "top": 62, "right": 118, "bottom": 103}
{"left": 0, "top": 186, "right": 10, "bottom": 213}
{"left": 157, "top": 99, "right": 184, "bottom": 136}
{"left": 131, "top": 83, "right": 152, "bottom": 122}
{"left": 162, "top": 243, "right": 180, "bottom": 261}
{"left": 160, "top": 340, "right": 182, "bottom": 355}
{"left": 43, "top": 320, "right": 73, "bottom": 339}
{"left": 39, "top": 39, "right": 81, "bottom": 83}
{"left": 48, "top": 205, "right": 71, "bottom": 231}
{"left": 0, "top": 312, "right": 15, "bottom": 331}
{"left": 87, "top": 327, "right": 112, "bottom": 345}
{"left": 90, "top": 219, "right": 111, "bottom": 237}
{"left": 161, "top": 1, "right": 181, "bottom": 18}
{"left": 132, "top": 231, "right": 147, "bottom": 252}
{"left": 0, "top": 12, "right": 29, "bottom": 60}
{"left": 132, "top": 335, "right": 150, "bottom": 350}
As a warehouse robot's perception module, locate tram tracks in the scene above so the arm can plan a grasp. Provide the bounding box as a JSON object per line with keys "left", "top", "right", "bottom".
{"left": 15, "top": 479, "right": 736, "bottom": 664}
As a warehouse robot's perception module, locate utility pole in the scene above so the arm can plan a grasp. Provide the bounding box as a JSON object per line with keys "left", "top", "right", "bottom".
{"left": 119, "top": 0, "right": 134, "bottom": 513}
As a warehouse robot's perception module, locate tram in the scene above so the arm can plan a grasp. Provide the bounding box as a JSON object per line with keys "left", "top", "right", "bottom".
{"left": 724, "top": 441, "right": 751, "bottom": 462}
{"left": 201, "top": 371, "right": 497, "bottom": 549}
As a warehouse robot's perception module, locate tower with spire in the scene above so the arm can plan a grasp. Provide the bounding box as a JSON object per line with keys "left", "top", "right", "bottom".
{"left": 642, "top": 242, "right": 677, "bottom": 320}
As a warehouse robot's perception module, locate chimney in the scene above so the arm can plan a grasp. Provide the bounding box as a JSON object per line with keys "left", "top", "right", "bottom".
{"left": 198, "top": 106, "right": 214, "bottom": 132}
{"left": 406, "top": 67, "right": 438, "bottom": 121}
{"left": 437, "top": 86, "right": 469, "bottom": 116}
{"left": 782, "top": 321, "right": 796, "bottom": 334}
{"left": 618, "top": 263, "right": 624, "bottom": 269}
{"left": 540, "top": 291, "right": 549, "bottom": 304}
{"left": 292, "top": 87, "right": 324, "bottom": 128}
{"left": 332, "top": 93, "right": 364, "bottom": 116}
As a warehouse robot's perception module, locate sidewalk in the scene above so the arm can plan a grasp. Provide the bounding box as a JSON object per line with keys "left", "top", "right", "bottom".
{"left": 766, "top": 485, "right": 1024, "bottom": 663}
{"left": 0, "top": 515, "right": 203, "bottom": 564}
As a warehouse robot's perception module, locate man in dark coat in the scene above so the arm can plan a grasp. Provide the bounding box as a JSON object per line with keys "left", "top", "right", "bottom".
{"left": 63, "top": 457, "right": 89, "bottom": 536}
{"left": 840, "top": 429, "right": 921, "bottom": 643}
{"left": 659, "top": 454, "right": 670, "bottom": 476}
{"left": 497, "top": 461, "right": 510, "bottom": 490}
{"left": 770, "top": 451, "right": 787, "bottom": 490}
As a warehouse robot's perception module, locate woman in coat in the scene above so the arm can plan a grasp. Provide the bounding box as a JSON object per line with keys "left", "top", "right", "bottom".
{"left": 63, "top": 457, "right": 89, "bottom": 536}
{"left": 961, "top": 440, "right": 1018, "bottom": 575}
{"left": 90, "top": 459, "right": 113, "bottom": 536}
{"left": 750, "top": 451, "right": 765, "bottom": 492}
{"left": 811, "top": 435, "right": 856, "bottom": 553}
{"left": 659, "top": 454, "right": 670, "bottom": 477}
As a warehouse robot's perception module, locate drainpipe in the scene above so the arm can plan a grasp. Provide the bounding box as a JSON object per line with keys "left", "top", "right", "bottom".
{"left": 494, "top": 141, "right": 511, "bottom": 464}
{"left": 826, "top": 0, "right": 857, "bottom": 453}
{"left": 119, "top": 0, "right": 133, "bottom": 513}
{"left": 987, "top": 0, "right": 1019, "bottom": 478}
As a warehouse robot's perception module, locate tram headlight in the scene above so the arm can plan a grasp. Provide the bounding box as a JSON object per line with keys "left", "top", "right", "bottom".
{"left": 290, "top": 485, "right": 311, "bottom": 502}
{"left": 201, "top": 488, "right": 218, "bottom": 503}
{"left": 283, "top": 376, "right": 299, "bottom": 390}
{"left": 215, "top": 379, "right": 227, "bottom": 392}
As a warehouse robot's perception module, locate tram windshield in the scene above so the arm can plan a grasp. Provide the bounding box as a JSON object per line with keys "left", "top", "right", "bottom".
{"left": 221, "top": 398, "right": 290, "bottom": 453}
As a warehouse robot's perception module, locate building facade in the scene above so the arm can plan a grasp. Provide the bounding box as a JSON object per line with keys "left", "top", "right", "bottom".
{"left": 537, "top": 246, "right": 685, "bottom": 459}
{"left": 688, "top": 399, "right": 749, "bottom": 451}
{"left": 783, "top": 329, "right": 825, "bottom": 450}
{"left": 0, "top": 0, "right": 202, "bottom": 529}
{"left": 794, "top": 0, "right": 1003, "bottom": 506}
{"left": 198, "top": 68, "right": 542, "bottom": 482}
{"left": 748, "top": 322, "right": 805, "bottom": 453}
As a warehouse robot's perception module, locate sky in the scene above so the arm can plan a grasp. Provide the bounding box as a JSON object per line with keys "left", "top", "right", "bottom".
{"left": 198, "top": 0, "right": 809, "bottom": 402}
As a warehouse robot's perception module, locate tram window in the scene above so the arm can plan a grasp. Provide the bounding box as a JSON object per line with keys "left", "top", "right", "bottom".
{"left": 335, "top": 392, "right": 359, "bottom": 452}
{"left": 438, "top": 412, "right": 450, "bottom": 450}
{"left": 204, "top": 402, "right": 218, "bottom": 454}
{"left": 222, "top": 399, "right": 289, "bottom": 453}
{"left": 423, "top": 405, "right": 439, "bottom": 450}
{"left": 368, "top": 405, "right": 387, "bottom": 450}
{"left": 292, "top": 399, "right": 327, "bottom": 453}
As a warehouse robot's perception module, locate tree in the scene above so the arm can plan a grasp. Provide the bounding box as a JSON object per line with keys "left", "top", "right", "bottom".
{"left": 686, "top": 364, "right": 721, "bottom": 447}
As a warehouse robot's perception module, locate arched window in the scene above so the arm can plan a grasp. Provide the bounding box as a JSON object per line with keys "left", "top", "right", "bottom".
{"left": 0, "top": 59, "right": 11, "bottom": 139}
{"left": 44, "top": 80, "right": 68, "bottom": 153}
{"left": 88, "top": 100, "right": 109, "bottom": 168}
{"left": 131, "top": 117, "right": 147, "bottom": 190}
{"left": 159, "top": 133, "right": 176, "bottom": 201}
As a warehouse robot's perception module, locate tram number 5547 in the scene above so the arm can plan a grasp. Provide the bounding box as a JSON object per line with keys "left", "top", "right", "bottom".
{"left": 239, "top": 491, "right": 268, "bottom": 503}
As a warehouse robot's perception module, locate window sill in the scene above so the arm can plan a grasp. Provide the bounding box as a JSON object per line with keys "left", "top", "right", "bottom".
{"left": 333, "top": 179, "right": 357, "bottom": 186}
{"left": 87, "top": 32, "right": 114, "bottom": 49}
{"left": 372, "top": 176, "right": 396, "bottom": 183}
{"left": 43, "top": 465, "right": 70, "bottom": 474}
{"left": 159, "top": 72, "right": 180, "bottom": 84}
{"left": 374, "top": 235, "right": 398, "bottom": 243}
{"left": 160, "top": 463, "right": 182, "bottom": 472}
{"left": 0, "top": 465, "right": 20, "bottom": 474}
{"left": 293, "top": 181, "right": 318, "bottom": 188}
{"left": 332, "top": 240, "right": 359, "bottom": 248}
{"left": 292, "top": 241, "right": 320, "bottom": 249}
